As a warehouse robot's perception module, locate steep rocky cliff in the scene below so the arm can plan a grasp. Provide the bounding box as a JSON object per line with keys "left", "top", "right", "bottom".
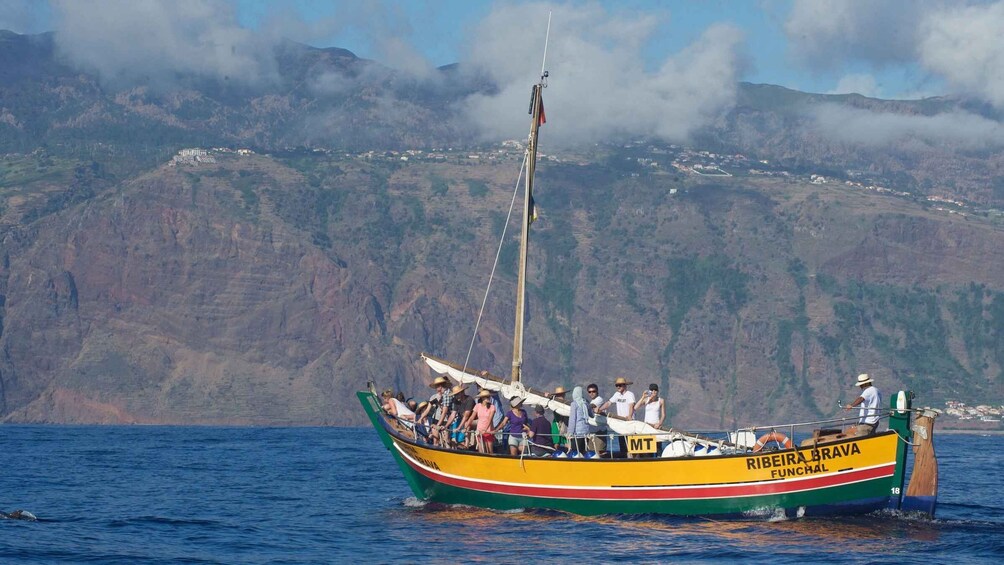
{"left": 2, "top": 29, "right": 1003, "bottom": 426}
{"left": 1, "top": 152, "right": 1001, "bottom": 426}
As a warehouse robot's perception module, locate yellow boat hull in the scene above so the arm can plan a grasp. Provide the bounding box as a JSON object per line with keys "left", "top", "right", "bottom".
{"left": 359, "top": 391, "right": 920, "bottom": 517}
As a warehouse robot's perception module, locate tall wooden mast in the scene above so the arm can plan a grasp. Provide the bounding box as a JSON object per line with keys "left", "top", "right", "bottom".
{"left": 511, "top": 76, "right": 546, "bottom": 383}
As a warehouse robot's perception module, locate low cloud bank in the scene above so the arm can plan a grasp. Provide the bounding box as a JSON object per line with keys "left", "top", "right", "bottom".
{"left": 811, "top": 104, "right": 1004, "bottom": 150}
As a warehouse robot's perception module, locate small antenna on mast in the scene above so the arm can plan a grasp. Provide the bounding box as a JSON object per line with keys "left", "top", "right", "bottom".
{"left": 540, "top": 11, "right": 552, "bottom": 84}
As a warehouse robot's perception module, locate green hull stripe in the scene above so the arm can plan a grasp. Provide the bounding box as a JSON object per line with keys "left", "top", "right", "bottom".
{"left": 403, "top": 469, "right": 890, "bottom": 516}
{"left": 358, "top": 391, "right": 898, "bottom": 516}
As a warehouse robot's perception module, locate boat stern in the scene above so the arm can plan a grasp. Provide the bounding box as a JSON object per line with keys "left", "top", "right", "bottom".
{"left": 886, "top": 391, "right": 939, "bottom": 518}
{"left": 901, "top": 408, "right": 940, "bottom": 517}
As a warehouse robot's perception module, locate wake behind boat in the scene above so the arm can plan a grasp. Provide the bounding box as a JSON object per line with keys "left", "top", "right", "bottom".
{"left": 358, "top": 29, "right": 941, "bottom": 519}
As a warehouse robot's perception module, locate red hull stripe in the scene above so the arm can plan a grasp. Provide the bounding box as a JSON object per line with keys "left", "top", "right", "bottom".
{"left": 395, "top": 445, "right": 895, "bottom": 501}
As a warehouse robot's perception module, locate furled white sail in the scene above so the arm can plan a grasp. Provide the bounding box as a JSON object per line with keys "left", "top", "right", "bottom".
{"left": 423, "top": 354, "right": 722, "bottom": 450}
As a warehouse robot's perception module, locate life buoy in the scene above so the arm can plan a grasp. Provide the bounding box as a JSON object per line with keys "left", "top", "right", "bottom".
{"left": 752, "top": 431, "right": 793, "bottom": 452}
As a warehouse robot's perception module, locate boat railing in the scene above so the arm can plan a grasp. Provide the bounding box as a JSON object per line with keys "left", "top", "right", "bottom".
{"left": 739, "top": 407, "right": 890, "bottom": 435}
{"left": 377, "top": 394, "right": 904, "bottom": 458}
{"left": 731, "top": 408, "right": 903, "bottom": 450}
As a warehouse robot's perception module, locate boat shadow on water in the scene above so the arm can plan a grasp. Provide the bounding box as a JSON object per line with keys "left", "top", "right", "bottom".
{"left": 390, "top": 496, "right": 1004, "bottom": 561}
{"left": 398, "top": 496, "right": 944, "bottom": 541}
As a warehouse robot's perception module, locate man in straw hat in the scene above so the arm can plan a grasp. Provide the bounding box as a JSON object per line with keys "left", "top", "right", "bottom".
{"left": 420, "top": 375, "right": 452, "bottom": 445}
{"left": 599, "top": 377, "right": 636, "bottom": 419}
{"left": 844, "top": 373, "right": 882, "bottom": 436}
{"left": 599, "top": 377, "right": 636, "bottom": 458}
{"left": 427, "top": 375, "right": 452, "bottom": 430}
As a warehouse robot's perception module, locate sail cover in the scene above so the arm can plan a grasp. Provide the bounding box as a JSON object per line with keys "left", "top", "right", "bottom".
{"left": 422, "top": 354, "right": 721, "bottom": 449}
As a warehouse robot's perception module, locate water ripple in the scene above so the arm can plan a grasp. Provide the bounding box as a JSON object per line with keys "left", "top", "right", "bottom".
{"left": 0, "top": 426, "right": 999, "bottom": 563}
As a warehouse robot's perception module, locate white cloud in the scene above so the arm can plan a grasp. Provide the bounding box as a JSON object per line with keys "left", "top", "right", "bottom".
{"left": 458, "top": 2, "right": 745, "bottom": 146}
{"left": 785, "top": 0, "right": 923, "bottom": 69}
{"left": 919, "top": 2, "right": 1004, "bottom": 109}
{"left": 828, "top": 73, "right": 879, "bottom": 97}
{"left": 811, "top": 104, "right": 1004, "bottom": 149}
{"left": 47, "top": 0, "right": 441, "bottom": 90}
{"left": 292, "top": 0, "right": 435, "bottom": 75}
{"left": 786, "top": 1, "right": 1004, "bottom": 109}
{"left": 377, "top": 35, "right": 434, "bottom": 78}
{"left": 50, "top": 0, "right": 277, "bottom": 86}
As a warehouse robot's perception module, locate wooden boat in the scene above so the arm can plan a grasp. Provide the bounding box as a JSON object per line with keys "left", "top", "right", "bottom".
{"left": 360, "top": 387, "right": 938, "bottom": 517}
{"left": 358, "top": 47, "right": 941, "bottom": 519}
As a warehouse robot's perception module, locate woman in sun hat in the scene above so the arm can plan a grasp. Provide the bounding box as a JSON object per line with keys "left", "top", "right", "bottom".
{"left": 473, "top": 389, "right": 497, "bottom": 453}
{"left": 493, "top": 396, "right": 531, "bottom": 455}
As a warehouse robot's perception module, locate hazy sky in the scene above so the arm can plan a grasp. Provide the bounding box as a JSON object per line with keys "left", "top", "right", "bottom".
{"left": 2, "top": 0, "right": 1003, "bottom": 147}
{"left": 4, "top": 0, "right": 989, "bottom": 99}
{"left": 228, "top": 0, "right": 952, "bottom": 101}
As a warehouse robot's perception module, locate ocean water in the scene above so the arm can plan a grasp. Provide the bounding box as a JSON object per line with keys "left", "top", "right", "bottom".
{"left": 1, "top": 426, "right": 1001, "bottom": 564}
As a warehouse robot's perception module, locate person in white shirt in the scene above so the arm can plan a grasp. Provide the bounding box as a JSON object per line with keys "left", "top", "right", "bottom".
{"left": 381, "top": 389, "right": 416, "bottom": 423}
{"left": 599, "top": 377, "right": 636, "bottom": 457}
{"left": 844, "top": 373, "right": 882, "bottom": 436}
{"left": 634, "top": 383, "right": 665, "bottom": 428}
{"left": 586, "top": 383, "right": 604, "bottom": 410}
{"left": 585, "top": 383, "right": 607, "bottom": 455}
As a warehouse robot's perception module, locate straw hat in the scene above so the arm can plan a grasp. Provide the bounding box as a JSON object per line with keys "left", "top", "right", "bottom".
{"left": 855, "top": 374, "right": 873, "bottom": 387}
{"left": 417, "top": 401, "right": 429, "bottom": 413}
{"left": 476, "top": 389, "right": 492, "bottom": 400}
{"left": 451, "top": 384, "right": 467, "bottom": 395}
{"left": 429, "top": 376, "right": 450, "bottom": 389}
{"left": 510, "top": 396, "right": 525, "bottom": 408}
{"left": 553, "top": 386, "right": 567, "bottom": 396}
{"left": 613, "top": 377, "right": 633, "bottom": 386}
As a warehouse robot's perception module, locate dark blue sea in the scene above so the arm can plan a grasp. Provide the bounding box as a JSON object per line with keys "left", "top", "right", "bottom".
{"left": 1, "top": 426, "right": 1001, "bottom": 564}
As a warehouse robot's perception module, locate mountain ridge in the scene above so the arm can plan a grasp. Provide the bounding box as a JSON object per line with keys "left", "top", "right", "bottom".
{"left": 1, "top": 147, "right": 1001, "bottom": 427}
{"left": 1, "top": 29, "right": 1002, "bottom": 426}
{"left": 3, "top": 28, "right": 1002, "bottom": 207}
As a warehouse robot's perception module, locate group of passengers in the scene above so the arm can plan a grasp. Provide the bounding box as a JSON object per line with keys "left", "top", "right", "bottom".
{"left": 380, "top": 372, "right": 885, "bottom": 456}
{"left": 380, "top": 375, "right": 667, "bottom": 458}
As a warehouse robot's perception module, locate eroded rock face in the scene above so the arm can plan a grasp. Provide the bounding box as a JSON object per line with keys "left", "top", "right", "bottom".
{"left": 1, "top": 153, "right": 1002, "bottom": 427}
{"left": 0, "top": 158, "right": 364, "bottom": 424}
{"left": 3, "top": 30, "right": 1004, "bottom": 427}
